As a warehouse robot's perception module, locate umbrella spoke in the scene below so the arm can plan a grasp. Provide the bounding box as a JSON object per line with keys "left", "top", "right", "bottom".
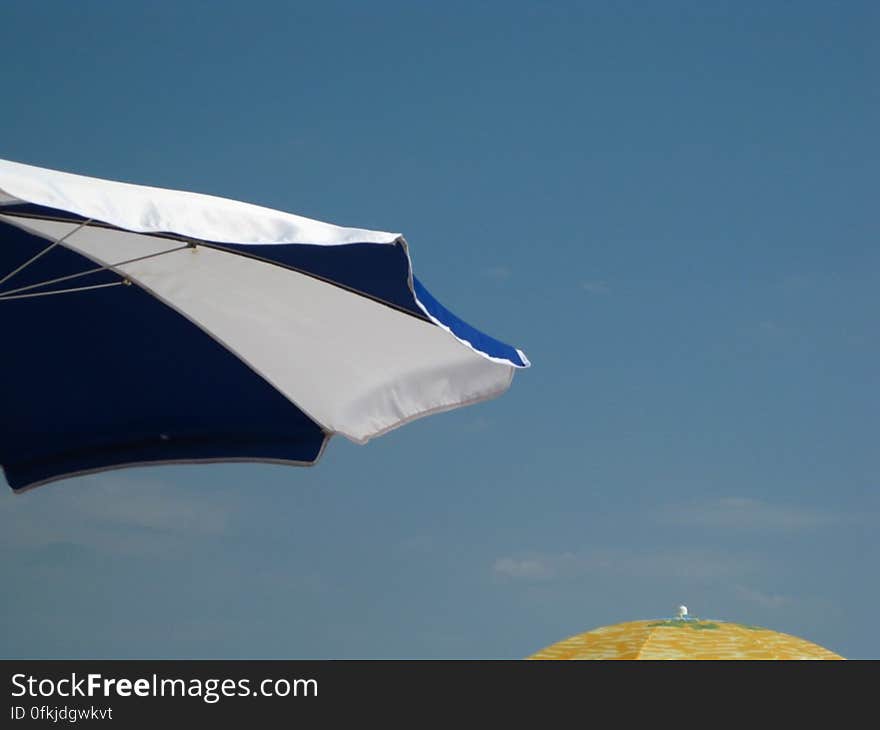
{"left": 0, "top": 243, "right": 189, "bottom": 300}
{"left": 0, "top": 280, "right": 128, "bottom": 300}
{"left": 0, "top": 218, "right": 93, "bottom": 287}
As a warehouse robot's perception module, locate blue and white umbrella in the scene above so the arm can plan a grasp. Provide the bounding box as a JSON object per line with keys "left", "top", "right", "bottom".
{"left": 0, "top": 159, "right": 528, "bottom": 492}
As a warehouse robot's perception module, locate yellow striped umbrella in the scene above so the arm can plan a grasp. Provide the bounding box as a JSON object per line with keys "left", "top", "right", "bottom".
{"left": 528, "top": 618, "right": 843, "bottom": 660}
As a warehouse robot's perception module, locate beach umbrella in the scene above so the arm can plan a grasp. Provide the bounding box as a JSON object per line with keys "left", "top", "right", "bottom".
{"left": 527, "top": 614, "right": 842, "bottom": 660}
{"left": 0, "top": 159, "right": 528, "bottom": 492}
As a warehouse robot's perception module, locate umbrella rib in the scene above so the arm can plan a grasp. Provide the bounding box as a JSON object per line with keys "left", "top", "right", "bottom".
{"left": 0, "top": 217, "right": 93, "bottom": 287}
{"left": 0, "top": 280, "right": 127, "bottom": 300}
{"left": 0, "top": 244, "right": 189, "bottom": 299}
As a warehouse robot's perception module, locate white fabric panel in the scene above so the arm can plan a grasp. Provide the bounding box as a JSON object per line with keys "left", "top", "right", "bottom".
{"left": 0, "top": 158, "right": 399, "bottom": 246}
{"left": 2, "top": 216, "right": 514, "bottom": 442}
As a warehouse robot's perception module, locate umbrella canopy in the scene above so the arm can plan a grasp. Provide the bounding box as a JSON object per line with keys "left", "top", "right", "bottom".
{"left": 0, "top": 159, "right": 528, "bottom": 492}
{"left": 527, "top": 618, "right": 843, "bottom": 660}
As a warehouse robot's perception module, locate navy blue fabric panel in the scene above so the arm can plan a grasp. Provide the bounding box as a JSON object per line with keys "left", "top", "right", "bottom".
{"left": 217, "top": 240, "right": 423, "bottom": 317}
{"left": 413, "top": 277, "right": 527, "bottom": 367}
{"left": 0, "top": 221, "right": 326, "bottom": 491}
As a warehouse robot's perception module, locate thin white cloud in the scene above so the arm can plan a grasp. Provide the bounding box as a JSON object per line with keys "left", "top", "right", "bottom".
{"left": 493, "top": 548, "right": 757, "bottom": 582}
{"left": 493, "top": 556, "right": 569, "bottom": 580}
{"left": 398, "top": 534, "right": 434, "bottom": 553}
{"left": 581, "top": 280, "right": 610, "bottom": 294}
{"left": 657, "top": 497, "right": 835, "bottom": 532}
{"left": 0, "top": 473, "right": 232, "bottom": 555}
{"left": 779, "top": 273, "right": 813, "bottom": 292}
{"left": 462, "top": 416, "right": 492, "bottom": 433}
{"left": 754, "top": 319, "right": 797, "bottom": 339}
{"left": 732, "top": 584, "right": 788, "bottom": 609}
{"left": 485, "top": 265, "right": 511, "bottom": 281}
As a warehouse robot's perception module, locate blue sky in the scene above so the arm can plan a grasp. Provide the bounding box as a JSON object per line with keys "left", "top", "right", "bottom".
{"left": 1, "top": 1, "right": 877, "bottom": 658}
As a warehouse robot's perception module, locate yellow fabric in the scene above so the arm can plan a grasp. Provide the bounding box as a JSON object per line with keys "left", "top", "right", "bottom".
{"left": 528, "top": 619, "right": 843, "bottom": 660}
